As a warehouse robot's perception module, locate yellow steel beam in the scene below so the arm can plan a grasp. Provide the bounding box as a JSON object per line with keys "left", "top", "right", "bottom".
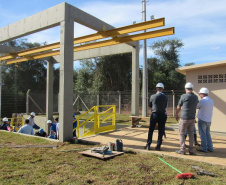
{"left": 0, "top": 18, "right": 165, "bottom": 61}
{"left": 5, "top": 27, "right": 174, "bottom": 65}
{"left": 73, "top": 27, "right": 174, "bottom": 52}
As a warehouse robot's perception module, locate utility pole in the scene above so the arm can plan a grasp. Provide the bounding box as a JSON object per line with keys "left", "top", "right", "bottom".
{"left": 142, "top": 0, "right": 148, "bottom": 117}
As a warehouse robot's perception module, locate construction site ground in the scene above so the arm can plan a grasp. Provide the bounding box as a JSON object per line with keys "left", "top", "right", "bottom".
{"left": 81, "top": 124, "right": 226, "bottom": 166}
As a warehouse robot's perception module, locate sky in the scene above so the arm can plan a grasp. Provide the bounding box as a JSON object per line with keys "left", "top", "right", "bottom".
{"left": 0, "top": 0, "right": 226, "bottom": 67}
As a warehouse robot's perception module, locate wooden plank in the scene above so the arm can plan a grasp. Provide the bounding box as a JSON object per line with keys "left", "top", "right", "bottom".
{"left": 0, "top": 145, "right": 58, "bottom": 148}
{"left": 79, "top": 150, "right": 124, "bottom": 159}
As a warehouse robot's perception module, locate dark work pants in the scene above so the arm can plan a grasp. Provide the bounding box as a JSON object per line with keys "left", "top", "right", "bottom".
{"left": 146, "top": 113, "right": 167, "bottom": 147}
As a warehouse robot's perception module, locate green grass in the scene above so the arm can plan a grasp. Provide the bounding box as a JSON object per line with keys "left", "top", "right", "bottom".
{"left": 0, "top": 131, "right": 225, "bottom": 184}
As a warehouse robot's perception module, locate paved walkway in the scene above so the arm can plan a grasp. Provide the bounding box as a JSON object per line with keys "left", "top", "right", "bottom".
{"left": 81, "top": 124, "right": 226, "bottom": 166}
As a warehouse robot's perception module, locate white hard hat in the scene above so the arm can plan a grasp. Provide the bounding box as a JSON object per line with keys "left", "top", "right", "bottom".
{"left": 156, "top": 83, "right": 164, "bottom": 89}
{"left": 3, "top": 117, "right": 8, "bottom": 122}
{"left": 185, "top": 82, "right": 194, "bottom": 89}
{"left": 31, "top": 112, "right": 36, "bottom": 116}
{"left": 47, "top": 120, "right": 52, "bottom": 124}
{"left": 199, "top": 87, "right": 209, "bottom": 94}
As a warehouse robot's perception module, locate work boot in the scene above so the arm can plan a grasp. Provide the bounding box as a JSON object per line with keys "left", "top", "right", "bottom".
{"left": 175, "top": 149, "right": 186, "bottom": 155}
{"left": 194, "top": 134, "right": 201, "bottom": 146}
{"left": 155, "top": 145, "right": 161, "bottom": 151}
{"left": 144, "top": 144, "right": 151, "bottom": 150}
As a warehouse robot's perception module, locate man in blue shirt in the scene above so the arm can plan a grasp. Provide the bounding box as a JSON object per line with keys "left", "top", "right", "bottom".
{"left": 18, "top": 119, "right": 34, "bottom": 135}
{"left": 47, "top": 120, "right": 56, "bottom": 139}
{"left": 196, "top": 87, "right": 214, "bottom": 153}
{"left": 73, "top": 113, "right": 77, "bottom": 137}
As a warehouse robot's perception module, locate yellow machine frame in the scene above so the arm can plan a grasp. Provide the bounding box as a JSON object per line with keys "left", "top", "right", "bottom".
{"left": 73, "top": 105, "right": 116, "bottom": 138}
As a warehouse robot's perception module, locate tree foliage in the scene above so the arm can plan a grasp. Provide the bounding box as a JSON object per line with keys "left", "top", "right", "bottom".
{"left": 1, "top": 39, "right": 59, "bottom": 94}
{"left": 147, "top": 38, "right": 186, "bottom": 90}
{"left": 74, "top": 53, "right": 132, "bottom": 93}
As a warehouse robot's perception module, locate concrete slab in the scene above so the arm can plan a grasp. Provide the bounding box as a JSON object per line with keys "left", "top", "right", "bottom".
{"left": 81, "top": 125, "right": 226, "bottom": 166}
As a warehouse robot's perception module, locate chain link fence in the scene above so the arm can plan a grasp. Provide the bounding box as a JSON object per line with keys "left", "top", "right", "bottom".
{"left": 3, "top": 90, "right": 185, "bottom": 117}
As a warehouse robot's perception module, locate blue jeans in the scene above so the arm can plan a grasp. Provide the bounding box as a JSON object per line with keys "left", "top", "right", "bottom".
{"left": 198, "top": 119, "right": 213, "bottom": 152}
{"left": 146, "top": 113, "right": 167, "bottom": 147}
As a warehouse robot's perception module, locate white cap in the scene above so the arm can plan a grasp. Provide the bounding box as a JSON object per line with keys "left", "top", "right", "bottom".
{"left": 47, "top": 120, "right": 52, "bottom": 124}
{"left": 199, "top": 87, "right": 209, "bottom": 94}
{"left": 185, "top": 82, "right": 194, "bottom": 89}
{"left": 156, "top": 83, "right": 164, "bottom": 89}
{"left": 3, "top": 117, "right": 8, "bottom": 122}
{"left": 31, "top": 112, "right": 36, "bottom": 116}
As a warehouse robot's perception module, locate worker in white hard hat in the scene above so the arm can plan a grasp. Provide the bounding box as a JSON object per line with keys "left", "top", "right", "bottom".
{"left": 28, "top": 112, "right": 40, "bottom": 130}
{"left": 175, "top": 82, "right": 199, "bottom": 155}
{"left": 47, "top": 120, "right": 57, "bottom": 139}
{"left": 144, "top": 82, "right": 168, "bottom": 151}
{"left": 196, "top": 87, "right": 214, "bottom": 153}
{"left": 0, "top": 117, "right": 11, "bottom": 131}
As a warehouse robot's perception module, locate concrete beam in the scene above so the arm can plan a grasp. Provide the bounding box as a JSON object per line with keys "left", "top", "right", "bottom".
{"left": 46, "top": 58, "right": 54, "bottom": 134}
{"left": 58, "top": 9, "right": 74, "bottom": 142}
{"left": 0, "top": 3, "right": 66, "bottom": 44}
{"left": 53, "top": 43, "right": 133, "bottom": 61}
{"left": 131, "top": 42, "right": 140, "bottom": 116}
{"left": 0, "top": 2, "right": 135, "bottom": 47}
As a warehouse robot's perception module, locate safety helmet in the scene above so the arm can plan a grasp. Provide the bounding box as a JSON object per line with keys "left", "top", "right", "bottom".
{"left": 199, "top": 87, "right": 209, "bottom": 94}
{"left": 31, "top": 112, "right": 36, "bottom": 116}
{"left": 3, "top": 117, "right": 8, "bottom": 122}
{"left": 39, "top": 128, "right": 44, "bottom": 134}
{"left": 73, "top": 113, "right": 75, "bottom": 117}
{"left": 156, "top": 83, "right": 164, "bottom": 89}
{"left": 185, "top": 82, "right": 194, "bottom": 89}
{"left": 47, "top": 120, "right": 52, "bottom": 124}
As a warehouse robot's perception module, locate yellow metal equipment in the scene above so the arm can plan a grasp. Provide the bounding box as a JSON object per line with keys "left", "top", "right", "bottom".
{"left": 7, "top": 117, "right": 24, "bottom": 131}
{"left": 73, "top": 105, "right": 116, "bottom": 138}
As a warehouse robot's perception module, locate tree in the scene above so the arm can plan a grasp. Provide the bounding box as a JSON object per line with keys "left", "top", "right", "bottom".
{"left": 74, "top": 53, "right": 132, "bottom": 93}
{"left": 1, "top": 38, "right": 59, "bottom": 116}
{"left": 2, "top": 39, "right": 48, "bottom": 94}
{"left": 147, "top": 38, "right": 185, "bottom": 90}
{"left": 95, "top": 53, "right": 132, "bottom": 91}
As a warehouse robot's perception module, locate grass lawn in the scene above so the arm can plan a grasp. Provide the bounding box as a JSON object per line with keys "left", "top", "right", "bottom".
{"left": 0, "top": 131, "right": 225, "bottom": 184}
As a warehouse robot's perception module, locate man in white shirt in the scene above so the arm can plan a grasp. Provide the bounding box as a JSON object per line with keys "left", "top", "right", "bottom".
{"left": 28, "top": 112, "right": 40, "bottom": 129}
{"left": 18, "top": 119, "right": 34, "bottom": 135}
{"left": 196, "top": 87, "right": 214, "bottom": 153}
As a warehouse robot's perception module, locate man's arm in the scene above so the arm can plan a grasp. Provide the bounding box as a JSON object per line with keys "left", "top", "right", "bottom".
{"left": 175, "top": 106, "right": 181, "bottom": 121}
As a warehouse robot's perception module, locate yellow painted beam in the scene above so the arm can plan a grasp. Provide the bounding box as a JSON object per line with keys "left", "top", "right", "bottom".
{"left": 73, "top": 27, "right": 174, "bottom": 52}
{"left": 5, "top": 27, "right": 174, "bottom": 65}
{"left": 0, "top": 18, "right": 165, "bottom": 61}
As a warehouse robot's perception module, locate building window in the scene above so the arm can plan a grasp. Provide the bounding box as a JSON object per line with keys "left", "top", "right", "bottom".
{"left": 198, "top": 75, "right": 202, "bottom": 83}
{"left": 197, "top": 74, "right": 226, "bottom": 83}
{"left": 208, "top": 75, "right": 213, "bottom": 83}
{"left": 219, "top": 74, "right": 223, "bottom": 83}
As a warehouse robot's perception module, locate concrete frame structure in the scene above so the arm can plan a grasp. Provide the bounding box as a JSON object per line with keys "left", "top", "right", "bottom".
{"left": 176, "top": 60, "right": 226, "bottom": 133}
{"left": 0, "top": 2, "right": 139, "bottom": 141}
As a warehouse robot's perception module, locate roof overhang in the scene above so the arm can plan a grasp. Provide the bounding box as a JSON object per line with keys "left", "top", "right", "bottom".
{"left": 176, "top": 60, "right": 226, "bottom": 75}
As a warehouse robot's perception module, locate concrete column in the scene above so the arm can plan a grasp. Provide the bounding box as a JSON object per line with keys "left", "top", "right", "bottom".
{"left": 59, "top": 14, "right": 74, "bottom": 142}
{"left": 131, "top": 42, "right": 139, "bottom": 116}
{"left": 118, "top": 91, "right": 121, "bottom": 114}
{"left": 46, "top": 58, "right": 54, "bottom": 133}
